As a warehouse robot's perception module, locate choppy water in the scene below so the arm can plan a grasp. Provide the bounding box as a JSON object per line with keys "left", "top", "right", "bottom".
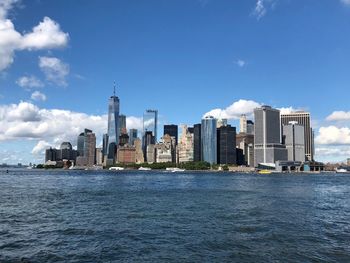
{"left": 0, "top": 170, "right": 349, "bottom": 262}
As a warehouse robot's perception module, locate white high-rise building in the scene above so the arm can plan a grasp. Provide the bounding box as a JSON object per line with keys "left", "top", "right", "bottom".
{"left": 240, "top": 114, "right": 247, "bottom": 133}
{"left": 178, "top": 125, "right": 194, "bottom": 163}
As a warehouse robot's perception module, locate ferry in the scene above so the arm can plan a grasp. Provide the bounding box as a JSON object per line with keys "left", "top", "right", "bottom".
{"left": 109, "top": 166, "right": 125, "bottom": 171}
{"left": 166, "top": 167, "right": 186, "bottom": 172}
{"left": 138, "top": 167, "right": 152, "bottom": 171}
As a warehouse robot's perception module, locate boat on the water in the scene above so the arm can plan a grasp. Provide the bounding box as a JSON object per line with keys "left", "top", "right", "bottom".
{"left": 258, "top": 169, "right": 273, "bottom": 175}
{"left": 166, "top": 167, "right": 186, "bottom": 172}
{"left": 138, "top": 167, "right": 152, "bottom": 171}
{"left": 335, "top": 167, "right": 350, "bottom": 173}
{"left": 109, "top": 167, "right": 125, "bottom": 171}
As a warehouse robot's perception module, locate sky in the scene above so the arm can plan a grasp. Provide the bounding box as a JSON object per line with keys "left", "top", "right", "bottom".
{"left": 1, "top": 0, "right": 350, "bottom": 164}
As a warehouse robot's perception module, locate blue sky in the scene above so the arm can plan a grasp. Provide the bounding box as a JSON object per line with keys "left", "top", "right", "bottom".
{"left": 1, "top": 0, "right": 350, "bottom": 164}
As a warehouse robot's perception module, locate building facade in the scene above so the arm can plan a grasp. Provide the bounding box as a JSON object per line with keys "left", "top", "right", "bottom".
{"left": 164, "top": 124, "right": 178, "bottom": 145}
{"left": 201, "top": 116, "right": 217, "bottom": 164}
{"left": 117, "top": 145, "right": 136, "bottom": 164}
{"left": 106, "top": 89, "right": 120, "bottom": 164}
{"left": 282, "top": 122, "right": 305, "bottom": 162}
{"left": 178, "top": 125, "right": 194, "bottom": 163}
{"left": 193, "top": 124, "right": 201, "bottom": 162}
{"left": 118, "top": 114, "right": 127, "bottom": 135}
{"left": 217, "top": 125, "right": 236, "bottom": 165}
{"left": 129, "top": 129, "right": 138, "bottom": 146}
{"left": 143, "top": 109, "right": 158, "bottom": 141}
{"left": 254, "top": 106, "right": 287, "bottom": 167}
{"left": 280, "top": 111, "right": 314, "bottom": 161}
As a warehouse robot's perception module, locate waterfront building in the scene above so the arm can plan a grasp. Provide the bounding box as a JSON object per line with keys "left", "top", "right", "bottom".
{"left": 76, "top": 129, "right": 96, "bottom": 167}
{"left": 155, "top": 135, "right": 173, "bottom": 163}
{"left": 282, "top": 122, "right": 305, "bottom": 162}
{"left": 254, "top": 106, "right": 287, "bottom": 167}
{"left": 45, "top": 147, "right": 59, "bottom": 162}
{"left": 143, "top": 109, "right": 158, "bottom": 141}
{"left": 193, "top": 124, "right": 201, "bottom": 162}
{"left": 164, "top": 124, "right": 178, "bottom": 145}
{"left": 106, "top": 85, "right": 120, "bottom": 165}
{"left": 217, "top": 125, "right": 236, "bottom": 165}
{"left": 118, "top": 114, "right": 127, "bottom": 135}
{"left": 129, "top": 129, "right": 138, "bottom": 146}
{"left": 134, "top": 138, "right": 144, "bottom": 163}
{"left": 201, "top": 116, "right": 217, "bottom": 164}
{"left": 146, "top": 144, "right": 156, "bottom": 164}
{"left": 236, "top": 133, "right": 254, "bottom": 166}
{"left": 280, "top": 111, "right": 314, "bottom": 161}
{"left": 60, "top": 142, "right": 77, "bottom": 161}
{"left": 178, "top": 125, "right": 194, "bottom": 163}
{"left": 143, "top": 131, "right": 155, "bottom": 162}
{"left": 117, "top": 145, "right": 136, "bottom": 164}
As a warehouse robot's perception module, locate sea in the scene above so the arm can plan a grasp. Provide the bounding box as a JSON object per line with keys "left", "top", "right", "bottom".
{"left": 0, "top": 169, "right": 349, "bottom": 262}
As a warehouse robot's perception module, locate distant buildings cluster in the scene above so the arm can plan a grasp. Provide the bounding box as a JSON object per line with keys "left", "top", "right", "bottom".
{"left": 45, "top": 87, "right": 323, "bottom": 171}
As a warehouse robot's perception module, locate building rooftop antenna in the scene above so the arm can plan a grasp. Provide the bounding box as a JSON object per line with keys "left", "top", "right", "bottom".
{"left": 113, "top": 81, "right": 116, "bottom": 96}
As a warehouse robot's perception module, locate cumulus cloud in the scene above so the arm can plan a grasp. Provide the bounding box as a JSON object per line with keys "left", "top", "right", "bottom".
{"left": 39, "top": 56, "right": 69, "bottom": 86}
{"left": 278, "top": 107, "right": 302, "bottom": 115}
{"left": 326, "top": 111, "right": 350, "bottom": 122}
{"left": 203, "top": 99, "right": 262, "bottom": 119}
{"left": 31, "top": 140, "right": 51, "bottom": 155}
{"left": 31, "top": 91, "right": 46, "bottom": 101}
{"left": 0, "top": 1, "right": 69, "bottom": 71}
{"left": 0, "top": 101, "right": 143, "bottom": 158}
{"left": 16, "top": 75, "right": 44, "bottom": 89}
{"left": 315, "top": 126, "right": 350, "bottom": 145}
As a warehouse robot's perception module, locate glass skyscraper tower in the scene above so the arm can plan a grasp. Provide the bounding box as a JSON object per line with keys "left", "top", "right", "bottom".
{"left": 143, "top": 109, "right": 158, "bottom": 141}
{"left": 201, "top": 116, "right": 217, "bottom": 164}
{"left": 106, "top": 85, "right": 120, "bottom": 163}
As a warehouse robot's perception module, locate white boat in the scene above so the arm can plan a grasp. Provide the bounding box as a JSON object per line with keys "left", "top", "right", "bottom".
{"left": 138, "top": 167, "right": 151, "bottom": 171}
{"left": 166, "top": 167, "right": 186, "bottom": 172}
{"left": 336, "top": 168, "right": 349, "bottom": 173}
{"left": 109, "top": 166, "right": 125, "bottom": 171}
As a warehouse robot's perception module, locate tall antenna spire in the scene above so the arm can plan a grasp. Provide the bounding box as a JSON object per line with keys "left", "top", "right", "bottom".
{"left": 113, "top": 81, "right": 116, "bottom": 96}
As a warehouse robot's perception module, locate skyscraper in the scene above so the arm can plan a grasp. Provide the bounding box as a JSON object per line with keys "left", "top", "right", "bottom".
{"left": 129, "top": 129, "right": 138, "bottom": 146}
{"left": 282, "top": 121, "right": 305, "bottom": 162}
{"left": 164, "top": 124, "right": 178, "bottom": 144}
{"left": 254, "top": 106, "right": 287, "bottom": 167}
{"left": 143, "top": 109, "right": 158, "bottom": 141}
{"left": 193, "top": 124, "right": 201, "bottom": 162}
{"left": 106, "top": 85, "right": 120, "bottom": 164}
{"left": 246, "top": 120, "right": 254, "bottom": 135}
{"left": 201, "top": 116, "right": 217, "bottom": 164}
{"left": 217, "top": 125, "right": 236, "bottom": 165}
{"left": 118, "top": 114, "right": 127, "bottom": 135}
{"left": 280, "top": 111, "right": 314, "bottom": 161}
{"left": 240, "top": 114, "right": 247, "bottom": 133}
{"left": 178, "top": 125, "right": 194, "bottom": 163}
{"left": 76, "top": 128, "right": 96, "bottom": 167}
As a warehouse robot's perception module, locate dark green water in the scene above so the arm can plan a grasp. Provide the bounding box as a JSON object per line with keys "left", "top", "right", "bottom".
{"left": 0, "top": 170, "right": 349, "bottom": 262}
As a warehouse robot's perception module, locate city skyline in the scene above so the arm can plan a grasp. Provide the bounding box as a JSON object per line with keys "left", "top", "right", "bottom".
{"left": 1, "top": 0, "right": 350, "bottom": 164}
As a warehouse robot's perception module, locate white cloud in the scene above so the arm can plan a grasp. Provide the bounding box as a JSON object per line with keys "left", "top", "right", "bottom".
{"left": 31, "top": 91, "right": 46, "bottom": 101}
{"left": 31, "top": 140, "right": 51, "bottom": 155}
{"left": 235, "top": 59, "right": 246, "bottom": 67}
{"left": 39, "top": 56, "right": 69, "bottom": 86}
{"left": 326, "top": 111, "right": 350, "bottom": 122}
{"left": 340, "top": 0, "right": 350, "bottom": 5}
{"left": 278, "top": 107, "right": 302, "bottom": 115}
{"left": 203, "top": 99, "right": 261, "bottom": 119}
{"left": 315, "top": 126, "right": 350, "bottom": 145}
{"left": 0, "top": 1, "right": 68, "bottom": 71}
{"left": 16, "top": 75, "right": 44, "bottom": 88}
{"left": 252, "top": 0, "right": 266, "bottom": 20}
{"left": 0, "top": 101, "right": 143, "bottom": 159}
